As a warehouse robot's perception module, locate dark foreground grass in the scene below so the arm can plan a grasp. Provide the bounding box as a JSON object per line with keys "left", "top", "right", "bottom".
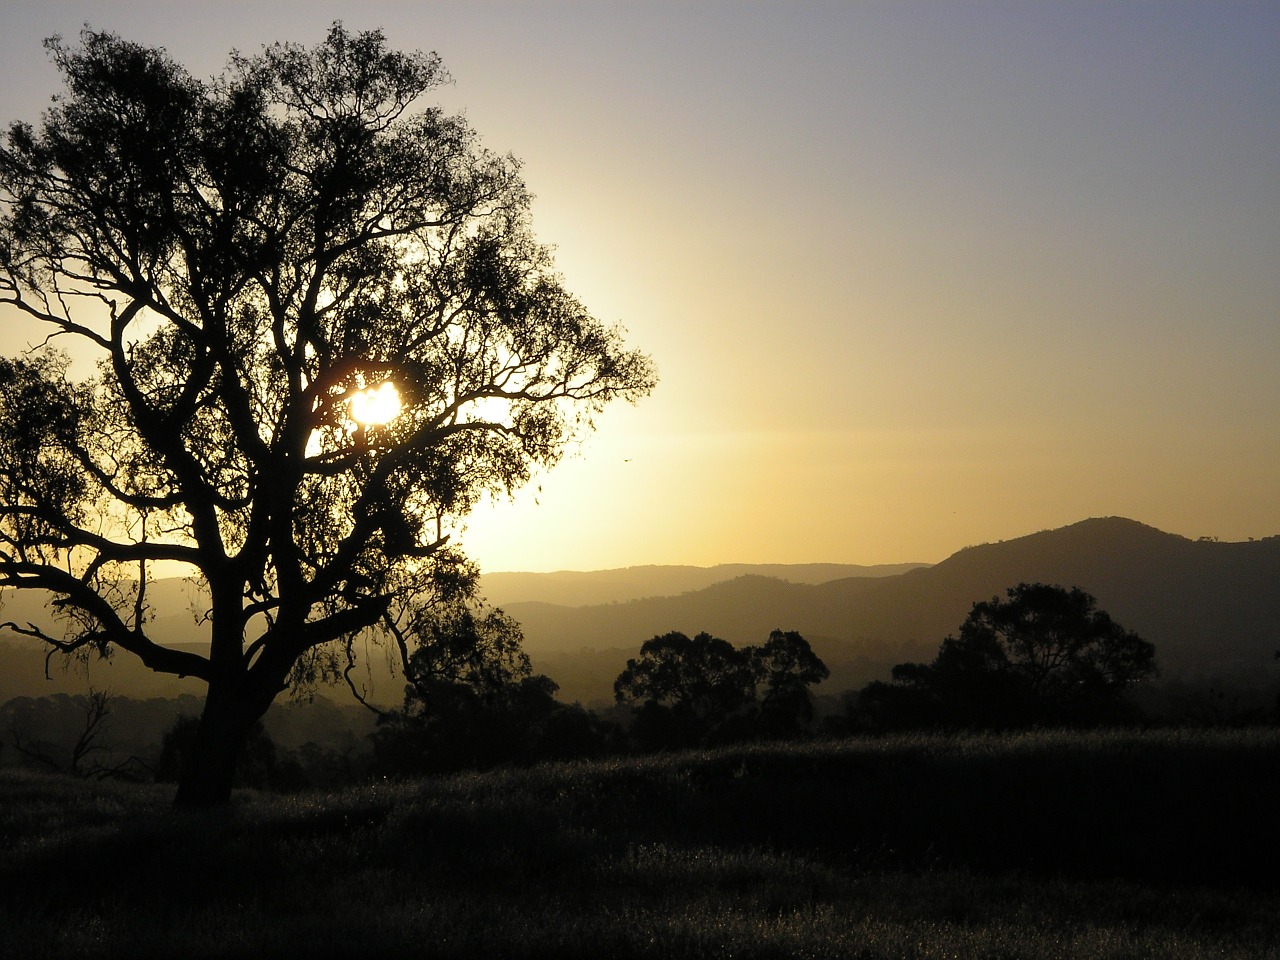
{"left": 3, "top": 729, "right": 1280, "bottom": 959}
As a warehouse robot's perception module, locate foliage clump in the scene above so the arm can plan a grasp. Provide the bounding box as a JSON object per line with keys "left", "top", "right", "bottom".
{"left": 853, "top": 583, "right": 1157, "bottom": 730}
{"left": 614, "top": 629, "right": 829, "bottom": 750}
{"left": 370, "top": 604, "right": 618, "bottom": 774}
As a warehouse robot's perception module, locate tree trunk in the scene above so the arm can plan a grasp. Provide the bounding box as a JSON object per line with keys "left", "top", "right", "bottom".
{"left": 173, "top": 682, "right": 267, "bottom": 807}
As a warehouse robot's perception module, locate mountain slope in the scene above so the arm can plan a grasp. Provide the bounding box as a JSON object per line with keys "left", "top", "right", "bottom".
{"left": 871, "top": 517, "right": 1280, "bottom": 673}
{"left": 510, "top": 518, "right": 1280, "bottom": 704}
{"left": 480, "top": 562, "right": 927, "bottom": 608}
{"left": 3, "top": 518, "right": 1275, "bottom": 709}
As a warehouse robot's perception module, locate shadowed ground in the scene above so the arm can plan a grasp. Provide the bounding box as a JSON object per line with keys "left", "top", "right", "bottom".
{"left": 4, "top": 729, "right": 1279, "bottom": 958}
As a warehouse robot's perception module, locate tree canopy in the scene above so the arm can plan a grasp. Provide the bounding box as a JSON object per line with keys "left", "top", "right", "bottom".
{"left": 0, "top": 25, "right": 654, "bottom": 804}
{"left": 370, "top": 604, "right": 616, "bottom": 775}
{"left": 856, "top": 583, "right": 1158, "bottom": 729}
{"left": 615, "top": 629, "right": 829, "bottom": 749}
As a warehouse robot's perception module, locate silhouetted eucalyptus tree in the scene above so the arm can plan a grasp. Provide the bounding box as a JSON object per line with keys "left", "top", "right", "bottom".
{"left": 614, "top": 629, "right": 828, "bottom": 749}
{"left": 856, "top": 583, "right": 1157, "bottom": 729}
{"left": 0, "top": 25, "right": 654, "bottom": 805}
{"left": 369, "top": 602, "right": 617, "bottom": 774}
{"left": 615, "top": 631, "right": 753, "bottom": 749}
{"left": 749, "top": 629, "right": 830, "bottom": 737}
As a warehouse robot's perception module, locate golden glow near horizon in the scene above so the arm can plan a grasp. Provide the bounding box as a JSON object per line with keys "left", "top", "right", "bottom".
{"left": 348, "top": 382, "right": 402, "bottom": 428}
{"left": 1, "top": 3, "right": 1277, "bottom": 573}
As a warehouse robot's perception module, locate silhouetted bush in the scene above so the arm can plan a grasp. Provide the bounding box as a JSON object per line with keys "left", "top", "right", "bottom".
{"left": 371, "top": 674, "right": 620, "bottom": 775}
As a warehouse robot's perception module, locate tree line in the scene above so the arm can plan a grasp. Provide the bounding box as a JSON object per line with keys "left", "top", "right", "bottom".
{"left": 1, "top": 580, "right": 1166, "bottom": 787}
{"left": 4, "top": 580, "right": 1172, "bottom": 789}
{"left": 362, "top": 581, "right": 1160, "bottom": 779}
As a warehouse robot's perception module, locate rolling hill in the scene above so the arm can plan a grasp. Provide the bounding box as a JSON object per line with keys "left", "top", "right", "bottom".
{"left": 3, "top": 517, "right": 1277, "bottom": 711}
{"left": 506, "top": 518, "right": 1280, "bottom": 705}
{"left": 478, "top": 562, "right": 927, "bottom": 607}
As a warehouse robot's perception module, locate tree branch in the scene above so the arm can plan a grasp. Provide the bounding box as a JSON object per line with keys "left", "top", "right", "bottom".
{"left": 0, "top": 561, "right": 212, "bottom": 681}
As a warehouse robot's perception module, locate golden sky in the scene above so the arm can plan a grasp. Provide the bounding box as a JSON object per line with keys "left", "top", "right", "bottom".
{"left": 1, "top": 2, "right": 1276, "bottom": 571}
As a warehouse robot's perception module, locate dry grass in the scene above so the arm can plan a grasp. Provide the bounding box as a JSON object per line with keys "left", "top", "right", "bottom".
{"left": 3, "top": 728, "right": 1279, "bottom": 958}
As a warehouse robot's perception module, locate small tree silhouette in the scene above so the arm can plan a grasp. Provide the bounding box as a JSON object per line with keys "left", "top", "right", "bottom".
{"left": 370, "top": 603, "right": 616, "bottom": 774}
{"left": 749, "top": 630, "right": 830, "bottom": 737}
{"left": 614, "top": 629, "right": 828, "bottom": 749}
{"left": 8, "top": 691, "right": 109, "bottom": 774}
{"left": 856, "top": 583, "right": 1157, "bottom": 730}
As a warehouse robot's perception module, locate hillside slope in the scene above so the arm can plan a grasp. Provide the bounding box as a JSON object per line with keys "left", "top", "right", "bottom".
{"left": 4, "top": 518, "right": 1276, "bottom": 709}
{"left": 512, "top": 518, "right": 1280, "bottom": 704}
{"left": 479, "top": 562, "right": 927, "bottom": 607}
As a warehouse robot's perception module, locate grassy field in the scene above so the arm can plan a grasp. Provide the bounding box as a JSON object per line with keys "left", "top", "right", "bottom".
{"left": 3, "top": 728, "right": 1279, "bottom": 958}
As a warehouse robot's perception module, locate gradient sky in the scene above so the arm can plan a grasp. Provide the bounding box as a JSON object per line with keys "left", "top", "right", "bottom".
{"left": 1, "top": 2, "right": 1276, "bottom": 572}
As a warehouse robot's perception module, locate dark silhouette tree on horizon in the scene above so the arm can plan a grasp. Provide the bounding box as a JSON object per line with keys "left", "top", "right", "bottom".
{"left": 370, "top": 604, "right": 617, "bottom": 775}
{"left": 615, "top": 631, "right": 754, "bottom": 749}
{"left": 856, "top": 583, "right": 1157, "bottom": 729}
{"left": 749, "top": 629, "right": 830, "bottom": 737}
{"left": 614, "top": 629, "right": 828, "bottom": 749}
{"left": 0, "top": 25, "right": 654, "bottom": 805}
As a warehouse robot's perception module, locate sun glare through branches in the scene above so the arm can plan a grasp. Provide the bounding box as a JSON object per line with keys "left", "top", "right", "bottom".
{"left": 348, "top": 382, "right": 402, "bottom": 427}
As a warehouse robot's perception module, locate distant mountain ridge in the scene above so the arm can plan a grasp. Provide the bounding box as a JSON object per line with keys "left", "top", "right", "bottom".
{"left": 479, "top": 562, "right": 928, "bottom": 608}
{"left": 3, "top": 518, "right": 1277, "bottom": 709}
{"left": 505, "top": 518, "right": 1280, "bottom": 704}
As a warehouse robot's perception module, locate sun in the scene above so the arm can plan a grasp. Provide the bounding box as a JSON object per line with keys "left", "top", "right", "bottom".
{"left": 349, "top": 381, "right": 402, "bottom": 427}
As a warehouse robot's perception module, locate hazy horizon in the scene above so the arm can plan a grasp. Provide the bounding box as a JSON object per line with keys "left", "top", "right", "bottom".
{"left": 2, "top": 2, "right": 1276, "bottom": 572}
